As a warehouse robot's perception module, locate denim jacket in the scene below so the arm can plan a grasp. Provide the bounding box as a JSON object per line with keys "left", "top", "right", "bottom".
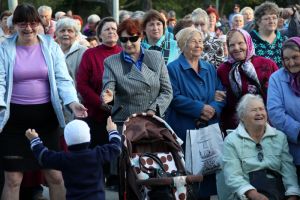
{"left": 0, "top": 34, "right": 79, "bottom": 130}
{"left": 217, "top": 123, "right": 300, "bottom": 200}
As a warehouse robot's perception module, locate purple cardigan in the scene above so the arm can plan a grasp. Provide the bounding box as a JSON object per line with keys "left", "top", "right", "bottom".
{"left": 217, "top": 56, "right": 278, "bottom": 133}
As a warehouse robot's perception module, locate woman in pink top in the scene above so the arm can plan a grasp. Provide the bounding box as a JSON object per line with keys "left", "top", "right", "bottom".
{"left": 0, "top": 4, "right": 87, "bottom": 200}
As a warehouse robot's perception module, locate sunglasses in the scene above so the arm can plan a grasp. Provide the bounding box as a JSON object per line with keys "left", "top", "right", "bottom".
{"left": 256, "top": 143, "right": 264, "bottom": 162}
{"left": 119, "top": 35, "right": 139, "bottom": 43}
{"left": 16, "top": 22, "right": 39, "bottom": 29}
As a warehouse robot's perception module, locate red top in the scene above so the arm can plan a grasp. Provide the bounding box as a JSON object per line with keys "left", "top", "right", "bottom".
{"left": 217, "top": 56, "right": 278, "bottom": 133}
{"left": 76, "top": 44, "right": 122, "bottom": 122}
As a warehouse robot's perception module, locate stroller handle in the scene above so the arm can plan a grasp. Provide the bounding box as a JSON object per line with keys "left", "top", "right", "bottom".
{"left": 135, "top": 175, "right": 203, "bottom": 186}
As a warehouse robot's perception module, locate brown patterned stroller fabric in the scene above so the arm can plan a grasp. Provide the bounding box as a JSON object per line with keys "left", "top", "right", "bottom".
{"left": 119, "top": 113, "right": 202, "bottom": 200}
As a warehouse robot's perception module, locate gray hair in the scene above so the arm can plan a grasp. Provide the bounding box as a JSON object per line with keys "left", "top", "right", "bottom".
{"left": 240, "top": 7, "right": 254, "bottom": 15}
{"left": 131, "top": 10, "right": 145, "bottom": 20}
{"left": 254, "top": 1, "right": 279, "bottom": 30}
{"left": 176, "top": 27, "right": 204, "bottom": 52}
{"left": 236, "top": 94, "right": 264, "bottom": 120}
{"left": 55, "top": 18, "right": 80, "bottom": 36}
{"left": 38, "top": 5, "right": 52, "bottom": 15}
{"left": 191, "top": 8, "right": 209, "bottom": 26}
{"left": 55, "top": 11, "right": 66, "bottom": 21}
{"left": 87, "top": 14, "right": 100, "bottom": 23}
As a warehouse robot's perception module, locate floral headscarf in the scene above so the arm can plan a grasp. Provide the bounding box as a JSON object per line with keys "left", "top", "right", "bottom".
{"left": 227, "top": 28, "right": 260, "bottom": 98}
{"left": 282, "top": 37, "right": 300, "bottom": 96}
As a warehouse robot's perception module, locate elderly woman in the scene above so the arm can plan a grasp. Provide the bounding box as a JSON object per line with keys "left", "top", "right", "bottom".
{"left": 191, "top": 8, "right": 225, "bottom": 68}
{"left": 250, "top": 1, "right": 287, "bottom": 68}
{"left": 102, "top": 18, "right": 173, "bottom": 122}
{"left": 240, "top": 7, "right": 254, "bottom": 24}
{"left": 166, "top": 27, "right": 225, "bottom": 199}
{"left": 141, "top": 9, "right": 179, "bottom": 65}
{"left": 231, "top": 14, "right": 244, "bottom": 29}
{"left": 267, "top": 37, "right": 300, "bottom": 182}
{"left": 55, "top": 17, "right": 87, "bottom": 83}
{"left": 217, "top": 28, "right": 278, "bottom": 133}
{"left": 217, "top": 94, "right": 300, "bottom": 200}
{"left": 76, "top": 17, "right": 121, "bottom": 148}
{"left": 0, "top": 4, "right": 87, "bottom": 200}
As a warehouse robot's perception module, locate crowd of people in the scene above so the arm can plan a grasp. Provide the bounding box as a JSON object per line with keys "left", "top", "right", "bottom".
{"left": 0, "top": 1, "right": 299, "bottom": 200}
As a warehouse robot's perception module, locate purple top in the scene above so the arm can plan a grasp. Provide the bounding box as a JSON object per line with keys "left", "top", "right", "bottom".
{"left": 11, "top": 44, "right": 50, "bottom": 104}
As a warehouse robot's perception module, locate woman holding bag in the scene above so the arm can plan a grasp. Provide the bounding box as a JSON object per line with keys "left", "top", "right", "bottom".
{"left": 165, "top": 27, "right": 225, "bottom": 200}
{"left": 217, "top": 94, "right": 300, "bottom": 200}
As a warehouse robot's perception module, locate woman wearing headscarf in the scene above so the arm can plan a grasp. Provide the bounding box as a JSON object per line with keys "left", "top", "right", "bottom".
{"left": 166, "top": 27, "right": 225, "bottom": 200}
{"left": 217, "top": 28, "right": 278, "bottom": 134}
{"left": 267, "top": 37, "right": 300, "bottom": 182}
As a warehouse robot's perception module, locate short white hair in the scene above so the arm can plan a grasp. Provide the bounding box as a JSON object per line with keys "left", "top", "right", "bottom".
{"left": 240, "top": 7, "right": 254, "bottom": 15}
{"left": 55, "top": 18, "right": 80, "bottom": 36}
{"left": 236, "top": 94, "right": 264, "bottom": 120}
{"left": 87, "top": 14, "right": 100, "bottom": 23}
{"left": 55, "top": 11, "right": 66, "bottom": 21}
{"left": 191, "top": 8, "right": 209, "bottom": 26}
{"left": 38, "top": 5, "right": 52, "bottom": 15}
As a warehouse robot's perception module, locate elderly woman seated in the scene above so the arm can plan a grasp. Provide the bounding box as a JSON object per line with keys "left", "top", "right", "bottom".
{"left": 217, "top": 94, "right": 300, "bottom": 200}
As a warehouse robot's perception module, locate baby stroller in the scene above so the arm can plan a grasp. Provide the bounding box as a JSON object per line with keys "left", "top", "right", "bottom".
{"left": 119, "top": 113, "right": 202, "bottom": 200}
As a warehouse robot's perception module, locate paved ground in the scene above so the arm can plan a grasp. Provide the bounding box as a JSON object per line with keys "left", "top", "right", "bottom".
{"left": 43, "top": 186, "right": 119, "bottom": 200}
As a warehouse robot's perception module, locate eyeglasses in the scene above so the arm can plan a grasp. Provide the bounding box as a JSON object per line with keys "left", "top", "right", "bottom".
{"left": 256, "top": 143, "right": 264, "bottom": 162}
{"left": 16, "top": 22, "right": 39, "bottom": 29}
{"left": 149, "top": 45, "right": 163, "bottom": 51}
{"left": 119, "top": 35, "right": 139, "bottom": 43}
{"left": 261, "top": 16, "right": 278, "bottom": 22}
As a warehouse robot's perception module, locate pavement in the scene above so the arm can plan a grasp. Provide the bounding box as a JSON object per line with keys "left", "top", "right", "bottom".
{"left": 43, "top": 186, "right": 119, "bottom": 200}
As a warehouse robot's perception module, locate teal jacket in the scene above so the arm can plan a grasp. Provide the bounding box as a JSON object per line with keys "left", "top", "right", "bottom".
{"left": 217, "top": 123, "right": 300, "bottom": 200}
{"left": 0, "top": 34, "right": 79, "bottom": 130}
{"left": 142, "top": 34, "right": 179, "bottom": 65}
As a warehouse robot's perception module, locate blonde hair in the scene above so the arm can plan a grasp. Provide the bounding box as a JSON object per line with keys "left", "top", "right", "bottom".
{"left": 175, "top": 27, "right": 203, "bottom": 51}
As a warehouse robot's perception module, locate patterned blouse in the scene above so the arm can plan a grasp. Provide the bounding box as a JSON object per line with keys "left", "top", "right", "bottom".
{"left": 201, "top": 35, "right": 225, "bottom": 68}
{"left": 250, "top": 30, "right": 287, "bottom": 68}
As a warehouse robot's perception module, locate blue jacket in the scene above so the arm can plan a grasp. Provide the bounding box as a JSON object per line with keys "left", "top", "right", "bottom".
{"left": 29, "top": 130, "right": 122, "bottom": 200}
{"left": 267, "top": 68, "right": 300, "bottom": 164}
{"left": 0, "top": 34, "right": 79, "bottom": 130}
{"left": 166, "top": 54, "right": 225, "bottom": 141}
{"left": 217, "top": 123, "right": 300, "bottom": 200}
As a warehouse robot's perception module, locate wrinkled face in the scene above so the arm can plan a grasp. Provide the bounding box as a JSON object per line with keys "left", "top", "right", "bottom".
{"left": 228, "top": 31, "right": 247, "bottom": 61}
{"left": 120, "top": 31, "right": 141, "bottom": 56}
{"left": 56, "top": 26, "right": 77, "bottom": 47}
{"left": 258, "top": 14, "right": 278, "bottom": 32}
{"left": 283, "top": 48, "right": 300, "bottom": 74}
{"left": 15, "top": 21, "right": 40, "bottom": 44}
{"left": 242, "top": 10, "right": 254, "bottom": 22}
{"left": 99, "top": 22, "right": 118, "bottom": 46}
{"left": 145, "top": 19, "right": 164, "bottom": 41}
{"left": 183, "top": 32, "right": 203, "bottom": 58}
{"left": 241, "top": 99, "right": 267, "bottom": 128}
{"left": 193, "top": 18, "right": 208, "bottom": 33}
{"left": 39, "top": 10, "right": 51, "bottom": 26}
{"left": 232, "top": 16, "right": 244, "bottom": 29}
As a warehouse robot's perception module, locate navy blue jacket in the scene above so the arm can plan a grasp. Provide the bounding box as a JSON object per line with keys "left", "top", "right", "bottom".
{"left": 30, "top": 130, "right": 122, "bottom": 200}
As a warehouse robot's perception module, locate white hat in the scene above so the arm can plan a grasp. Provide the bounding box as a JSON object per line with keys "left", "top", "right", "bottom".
{"left": 64, "top": 120, "right": 90, "bottom": 146}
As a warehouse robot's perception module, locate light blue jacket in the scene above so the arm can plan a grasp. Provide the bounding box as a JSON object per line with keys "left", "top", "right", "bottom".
{"left": 267, "top": 68, "right": 300, "bottom": 165}
{"left": 0, "top": 34, "right": 79, "bottom": 130}
{"left": 216, "top": 123, "right": 300, "bottom": 200}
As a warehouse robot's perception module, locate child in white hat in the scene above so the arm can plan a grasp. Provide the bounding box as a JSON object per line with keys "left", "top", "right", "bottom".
{"left": 25, "top": 117, "right": 121, "bottom": 200}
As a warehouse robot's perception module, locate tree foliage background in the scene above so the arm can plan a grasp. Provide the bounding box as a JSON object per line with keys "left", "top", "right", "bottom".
{"left": 0, "top": 0, "right": 299, "bottom": 22}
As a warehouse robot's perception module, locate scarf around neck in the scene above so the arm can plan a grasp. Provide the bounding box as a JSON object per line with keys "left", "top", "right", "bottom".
{"left": 227, "top": 29, "right": 261, "bottom": 98}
